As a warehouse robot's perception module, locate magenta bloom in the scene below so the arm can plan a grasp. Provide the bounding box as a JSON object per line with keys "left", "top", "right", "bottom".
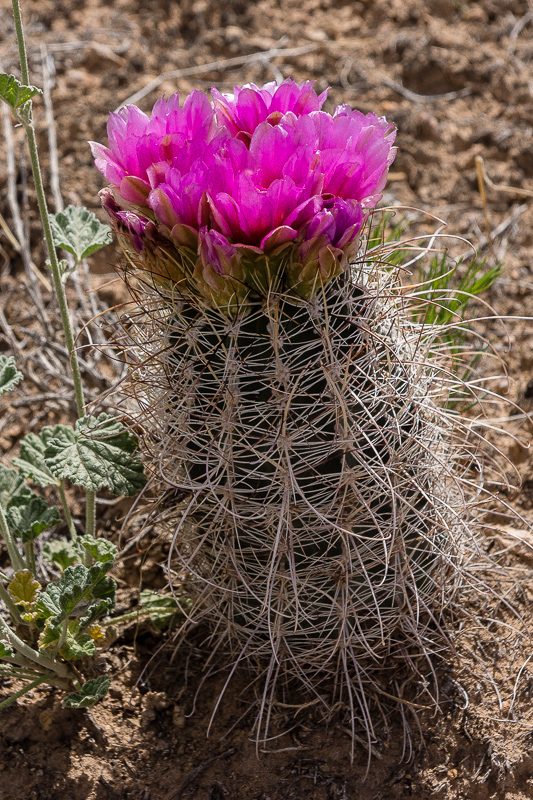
{"left": 91, "top": 78, "right": 396, "bottom": 310}
{"left": 211, "top": 80, "right": 328, "bottom": 138}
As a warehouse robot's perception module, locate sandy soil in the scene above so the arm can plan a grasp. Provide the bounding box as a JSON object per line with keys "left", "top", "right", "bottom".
{"left": 1, "top": 0, "right": 533, "bottom": 798}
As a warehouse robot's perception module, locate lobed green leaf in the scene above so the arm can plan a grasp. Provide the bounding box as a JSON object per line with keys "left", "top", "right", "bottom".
{"left": 8, "top": 570, "right": 40, "bottom": 608}
{"left": 39, "top": 619, "right": 96, "bottom": 660}
{"left": 50, "top": 205, "right": 112, "bottom": 263}
{"left": 44, "top": 413, "right": 146, "bottom": 496}
{"left": 6, "top": 494, "right": 61, "bottom": 542}
{"left": 0, "top": 642, "right": 15, "bottom": 659}
{"left": 80, "top": 573, "right": 116, "bottom": 628}
{"left": 38, "top": 619, "right": 62, "bottom": 651}
{"left": 62, "top": 676, "right": 110, "bottom": 708}
{"left": 0, "top": 464, "right": 29, "bottom": 507}
{"left": 12, "top": 426, "right": 73, "bottom": 487}
{"left": 77, "top": 534, "right": 117, "bottom": 565}
{"left": 0, "top": 356, "right": 23, "bottom": 396}
{"left": 36, "top": 563, "right": 115, "bottom": 625}
{"left": 42, "top": 540, "right": 78, "bottom": 571}
{"left": 60, "top": 632, "right": 96, "bottom": 661}
{"left": 0, "top": 73, "right": 41, "bottom": 111}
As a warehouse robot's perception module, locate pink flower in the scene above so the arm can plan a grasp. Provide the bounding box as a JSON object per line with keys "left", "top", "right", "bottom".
{"left": 211, "top": 79, "right": 328, "bottom": 138}
{"left": 91, "top": 78, "right": 396, "bottom": 310}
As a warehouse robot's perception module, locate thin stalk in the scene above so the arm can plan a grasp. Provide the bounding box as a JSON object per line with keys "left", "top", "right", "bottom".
{"left": 5, "top": 651, "right": 45, "bottom": 671}
{"left": 0, "top": 614, "right": 75, "bottom": 683}
{"left": 101, "top": 609, "right": 147, "bottom": 626}
{"left": 50, "top": 618, "right": 68, "bottom": 658}
{"left": 24, "top": 541, "right": 36, "bottom": 575}
{"left": 58, "top": 484, "right": 77, "bottom": 540}
{"left": 0, "top": 666, "right": 44, "bottom": 679}
{"left": 85, "top": 491, "right": 95, "bottom": 538}
{"left": 11, "top": 0, "right": 95, "bottom": 541}
{"left": 11, "top": 0, "right": 84, "bottom": 416}
{"left": 0, "top": 675, "right": 49, "bottom": 711}
{"left": 0, "top": 582, "right": 23, "bottom": 625}
{"left": 10, "top": 0, "right": 29, "bottom": 85}
{"left": 0, "top": 501, "right": 24, "bottom": 572}
{"left": 21, "top": 111, "right": 84, "bottom": 416}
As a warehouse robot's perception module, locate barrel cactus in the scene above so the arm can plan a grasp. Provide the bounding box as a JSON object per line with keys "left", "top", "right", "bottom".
{"left": 92, "top": 79, "right": 477, "bottom": 745}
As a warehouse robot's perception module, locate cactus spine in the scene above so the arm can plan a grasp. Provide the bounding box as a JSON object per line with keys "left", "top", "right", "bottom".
{"left": 92, "top": 79, "right": 491, "bottom": 748}
{"left": 121, "top": 248, "right": 471, "bottom": 744}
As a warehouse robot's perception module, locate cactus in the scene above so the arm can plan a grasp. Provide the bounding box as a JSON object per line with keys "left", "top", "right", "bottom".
{"left": 93, "top": 80, "right": 486, "bottom": 748}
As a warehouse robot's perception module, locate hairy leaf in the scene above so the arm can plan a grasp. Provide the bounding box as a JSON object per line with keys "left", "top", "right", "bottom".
{"left": 0, "top": 464, "right": 28, "bottom": 507}
{"left": 36, "top": 563, "right": 115, "bottom": 624}
{"left": 11, "top": 426, "right": 73, "bottom": 487}
{"left": 0, "top": 356, "right": 23, "bottom": 396}
{"left": 8, "top": 570, "right": 40, "bottom": 608}
{"left": 0, "top": 73, "right": 41, "bottom": 111}
{"left": 21, "top": 609, "right": 40, "bottom": 624}
{"left": 42, "top": 540, "right": 78, "bottom": 571}
{"left": 77, "top": 534, "right": 117, "bottom": 565}
{"left": 139, "top": 589, "right": 183, "bottom": 630}
{"left": 80, "top": 574, "right": 116, "bottom": 628}
{"left": 44, "top": 413, "right": 146, "bottom": 496}
{"left": 50, "top": 205, "right": 111, "bottom": 262}
{"left": 0, "top": 642, "right": 15, "bottom": 659}
{"left": 62, "top": 676, "right": 111, "bottom": 708}
{"left": 6, "top": 494, "right": 61, "bottom": 542}
{"left": 37, "top": 619, "right": 62, "bottom": 651}
{"left": 61, "top": 632, "right": 96, "bottom": 660}
{"left": 39, "top": 619, "right": 96, "bottom": 660}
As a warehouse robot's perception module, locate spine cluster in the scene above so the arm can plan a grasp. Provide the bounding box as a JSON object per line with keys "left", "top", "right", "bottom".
{"left": 121, "top": 257, "right": 472, "bottom": 741}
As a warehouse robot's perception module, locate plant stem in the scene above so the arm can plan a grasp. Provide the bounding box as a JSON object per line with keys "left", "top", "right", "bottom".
{"left": 24, "top": 541, "right": 36, "bottom": 575}
{"left": 24, "top": 128, "right": 95, "bottom": 531}
{"left": 51, "top": 619, "right": 69, "bottom": 658}
{"left": 10, "top": 0, "right": 29, "bottom": 85}
{"left": 0, "top": 582, "right": 22, "bottom": 625}
{"left": 100, "top": 606, "right": 179, "bottom": 628}
{"left": 11, "top": 0, "right": 96, "bottom": 541}
{"left": 101, "top": 609, "right": 145, "bottom": 627}
{"left": 5, "top": 651, "right": 48, "bottom": 673}
{"left": 0, "top": 614, "right": 74, "bottom": 683}
{"left": 11, "top": 0, "right": 84, "bottom": 416}
{"left": 21, "top": 111, "right": 85, "bottom": 417}
{"left": 0, "top": 675, "right": 49, "bottom": 711}
{"left": 85, "top": 491, "right": 95, "bottom": 538}
{"left": 0, "top": 501, "right": 24, "bottom": 572}
{"left": 58, "top": 484, "right": 77, "bottom": 540}
{"left": 0, "top": 665, "right": 44, "bottom": 679}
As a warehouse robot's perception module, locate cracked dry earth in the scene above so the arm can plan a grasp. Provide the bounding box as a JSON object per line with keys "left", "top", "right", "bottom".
{"left": 1, "top": 0, "right": 533, "bottom": 798}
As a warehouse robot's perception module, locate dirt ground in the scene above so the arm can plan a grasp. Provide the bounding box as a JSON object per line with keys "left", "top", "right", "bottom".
{"left": 1, "top": 0, "right": 533, "bottom": 798}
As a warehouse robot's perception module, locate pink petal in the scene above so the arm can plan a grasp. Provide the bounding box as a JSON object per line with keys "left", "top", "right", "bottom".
{"left": 170, "top": 223, "right": 199, "bottom": 250}
{"left": 260, "top": 225, "right": 298, "bottom": 252}
{"left": 119, "top": 175, "right": 151, "bottom": 206}
{"left": 208, "top": 193, "right": 244, "bottom": 241}
{"left": 149, "top": 186, "right": 181, "bottom": 229}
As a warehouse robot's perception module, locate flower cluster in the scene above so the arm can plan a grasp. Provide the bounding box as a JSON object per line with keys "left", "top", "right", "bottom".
{"left": 92, "top": 79, "right": 396, "bottom": 311}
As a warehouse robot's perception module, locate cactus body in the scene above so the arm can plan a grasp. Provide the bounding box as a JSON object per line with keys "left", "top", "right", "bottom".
{"left": 124, "top": 258, "right": 466, "bottom": 737}
{"left": 93, "top": 79, "right": 476, "bottom": 743}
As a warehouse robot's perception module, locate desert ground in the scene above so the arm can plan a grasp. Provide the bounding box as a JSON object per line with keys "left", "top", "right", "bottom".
{"left": 1, "top": 0, "right": 533, "bottom": 798}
